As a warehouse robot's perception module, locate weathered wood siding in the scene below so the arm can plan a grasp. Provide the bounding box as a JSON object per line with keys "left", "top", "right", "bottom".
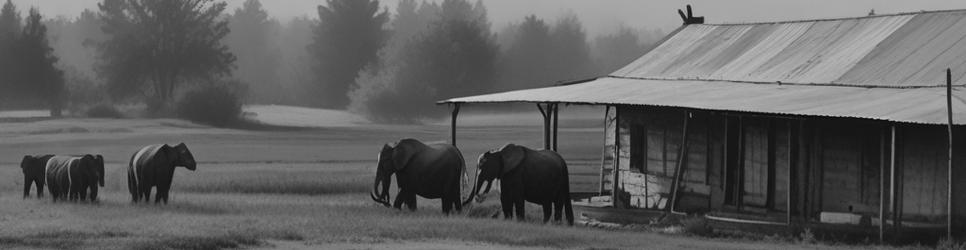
{"left": 600, "top": 107, "right": 616, "bottom": 194}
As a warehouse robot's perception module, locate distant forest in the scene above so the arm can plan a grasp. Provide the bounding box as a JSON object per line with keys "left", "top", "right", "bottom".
{"left": 2, "top": 0, "right": 662, "bottom": 123}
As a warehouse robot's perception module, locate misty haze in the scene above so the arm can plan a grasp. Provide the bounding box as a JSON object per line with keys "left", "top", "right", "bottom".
{"left": 2, "top": 0, "right": 966, "bottom": 249}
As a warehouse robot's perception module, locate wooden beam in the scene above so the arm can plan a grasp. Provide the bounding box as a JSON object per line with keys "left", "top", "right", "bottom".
{"left": 599, "top": 106, "right": 612, "bottom": 195}
{"left": 537, "top": 104, "right": 550, "bottom": 150}
{"left": 947, "top": 68, "right": 954, "bottom": 240}
{"left": 612, "top": 106, "right": 621, "bottom": 207}
{"left": 553, "top": 103, "right": 560, "bottom": 152}
{"left": 787, "top": 120, "right": 794, "bottom": 227}
{"left": 669, "top": 111, "right": 691, "bottom": 213}
{"left": 450, "top": 103, "right": 461, "bottom": 146}
{"left": 879, "top": 125, "right": 887, "bottom": 243}
{"left": 890, "top": 125, "right": 900, "bottom": 239}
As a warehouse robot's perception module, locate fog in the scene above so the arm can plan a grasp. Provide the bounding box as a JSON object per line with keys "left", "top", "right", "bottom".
{"left": 10, "top": 0, "right": 966, "bottom": 122}
{"left": 16, "top": 0, "right": 966, "bottom": 35}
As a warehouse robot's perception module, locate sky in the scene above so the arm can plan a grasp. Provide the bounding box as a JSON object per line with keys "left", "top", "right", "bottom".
{"left": 13, "top": 0, "right": 966, "bottom": 35}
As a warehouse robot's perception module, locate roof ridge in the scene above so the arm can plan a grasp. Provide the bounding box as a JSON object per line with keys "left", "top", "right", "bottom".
{"left": 698, "top": 8, "right": 966, "bottom": 27}
{"left": 603, "top": 76, "right": 966, "bottom": 89}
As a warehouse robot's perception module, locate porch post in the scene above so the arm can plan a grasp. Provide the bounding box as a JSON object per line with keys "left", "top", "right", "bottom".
{"left": 538, "top": 103, "right": 551, "bottom": 150}
{"left": 946, "top": 68, "right": 954, "bottom": 239}
{"left": 451, "top": 103, "right": 461, "bottom": 146}
{"left": 787, "top": 120, "right": 794, "bottom": 226}
{"left": 599, "top": 106, "right": 611, "bottom": 195}
{"left": 553, "top": 103, "right": 560, "bottom": 152}
{"left": 879, "top": 125, "right": 887, "bottom": 243}
{"left": 612, "top": 106, "right": 621, "bottom": 207}
{"left": 890, "top": 125, "right": 900, "bottom": 238}
{"left": 669, "top": 111, "right": 691, "bottom": 213}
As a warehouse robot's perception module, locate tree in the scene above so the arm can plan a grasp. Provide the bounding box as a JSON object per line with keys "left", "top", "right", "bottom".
{"left": 278, "top": 16, "right": 317, "bottom": 106}
{"left": 594, "top": 25, "right": 648, "bottom": 74}
{"left": 349, "top": 0, "right": 497, "bottom": 122}
{"left": 16, "top": 8, "right": 64, "bottom": 116}
{"left": 227, "top": 0, "right": 283, "bottom": 104}
{"left": 549, "top": 14, "right": 595, "bottom": 82}
{"left": 96, "top": 0, "right": 235, "bottom": 111}
{"left": 496, "top": 15, "right": 554, "bottom": 91}
{"left": 309, "top": 0, "right": 388, "bottom": 108}
{"left": 0, "top": 0, "right": 20, "bottom": 100}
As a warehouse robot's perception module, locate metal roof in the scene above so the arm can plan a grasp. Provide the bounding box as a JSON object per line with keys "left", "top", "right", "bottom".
{"left": 441, "top": 10, "right": 966, "bottom": 125}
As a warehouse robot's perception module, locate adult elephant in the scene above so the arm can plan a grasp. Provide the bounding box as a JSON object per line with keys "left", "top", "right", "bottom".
{"left": 20, "top": 155, "right": 54, "bottom": 199}
{"left": 45, "top": 155, "right": 105, "bottom": 202}
{"left": 463, "top": 144, "right": 574, "bottom": 225}
{"left": 370, "top": 138, "right": 466, "bottom": 214}
{"left": 128, "top": 143, "right": 196, "bottom": 204}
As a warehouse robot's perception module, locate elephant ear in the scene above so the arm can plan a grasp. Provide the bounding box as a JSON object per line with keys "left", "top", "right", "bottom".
{"left": 21, "top": 155, "right": 31, "bottom": 169}
{"left": 500, "top": 144, "right": 526, "bottom": 175}
{"left": 392, "top": 139, "right": 423, "bottom": 171}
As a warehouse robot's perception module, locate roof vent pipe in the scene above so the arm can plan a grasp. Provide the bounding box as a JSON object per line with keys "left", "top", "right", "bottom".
{"left": 678, "top": 5, "right": 705, "bottom": 25}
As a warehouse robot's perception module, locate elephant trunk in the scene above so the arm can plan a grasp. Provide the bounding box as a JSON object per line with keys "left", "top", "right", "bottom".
{"left": 462, "top": 170, "right": 483, "bottom": 206}
{"left": 371, "top": 176, "right": 390, "bottom": 207}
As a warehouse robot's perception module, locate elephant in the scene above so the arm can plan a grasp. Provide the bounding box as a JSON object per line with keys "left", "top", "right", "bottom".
{"left": 128, "top": 143, "right": 196, "bottom": 204}
{"left": 370, "top": 138, "right": 466, "bottom": 214}
{"left": 45, "top": 155, "right": 105, "bottom": 202}
{"left": 20, "top": 154, "right": 54, "bottom": 199}
{"left": 464, "top": 144, "right": 574, "bottom": 225}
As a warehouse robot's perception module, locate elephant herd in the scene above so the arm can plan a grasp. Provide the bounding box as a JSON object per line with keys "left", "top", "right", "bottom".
{"left": 19, "top": 143, "right": 196, "bottom": 204}
{"left": 17, "top": 138, "right": 572, "bottom": 225}
{"left": 371, "top": 139, "right": 574, "bottom": 225}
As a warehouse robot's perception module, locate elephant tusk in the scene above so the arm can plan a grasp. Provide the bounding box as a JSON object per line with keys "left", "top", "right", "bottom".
{"left": 370, "top": 191, "right": 389, "bottom": 207}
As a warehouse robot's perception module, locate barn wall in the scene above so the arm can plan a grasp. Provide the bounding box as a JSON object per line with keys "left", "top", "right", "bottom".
{"left": 814, "top": 120, "right": 882, "bottom": 215}
{"left": 898, "top": 125, "right": 949, "bottom": 223}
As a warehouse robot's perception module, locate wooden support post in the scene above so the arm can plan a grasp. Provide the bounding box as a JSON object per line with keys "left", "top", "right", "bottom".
{"left": 879, "top": 125, "right": 887, "bottom": 243}
{"left": 538, "top": 104, "right": 550, "bottom": 150}
{"left": 890, "top": 125, "right": 900, "bottom": 238}
{"left": 599, "top": 106, "right": 612, "bottom": 195}
{"left": 669, "top": 111, "right": 691, "bottom": 213}
{"left": 613, "top": 106, "right": 621, "bottom": 207}
{"left": 947, "top": 68, "right": 954, "bottom": 240}
{"left": 553, "top": 103, "right": 560, "bottom": 152}
{"left": 787, "top": 120, "right": 794, "bottom": 227}
{"left": 450, "top": 103, "right": 461, "bottom": 146}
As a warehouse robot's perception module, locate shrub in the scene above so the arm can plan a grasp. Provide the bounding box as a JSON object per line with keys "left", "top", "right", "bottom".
{"left": 680, "top": 216, "right": 712, "bottom": 236}
{"left": 176, "top": 82, "right": 244, "bottom": 127}
{"left": 85, "top": 103, "right": 124, "bottom": 118}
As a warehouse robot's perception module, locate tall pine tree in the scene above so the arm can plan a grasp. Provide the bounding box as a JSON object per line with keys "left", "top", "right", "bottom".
{"left": 309, "top": 0, "right": 388, "bottom": 108}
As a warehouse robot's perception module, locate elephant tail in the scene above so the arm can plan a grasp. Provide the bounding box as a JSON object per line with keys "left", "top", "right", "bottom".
{"left": 561, "top": 158, "right": 575, "bottom": 226}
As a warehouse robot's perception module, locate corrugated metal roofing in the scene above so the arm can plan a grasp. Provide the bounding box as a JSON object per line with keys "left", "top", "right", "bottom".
{"left": 446, "top": 77, "right": 966, "bottom": 125}
{"left": 441, "top": 10, "right": 966, "bottom": 125}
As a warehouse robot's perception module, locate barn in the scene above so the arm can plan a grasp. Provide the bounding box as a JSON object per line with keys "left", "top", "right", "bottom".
{"left": 440, "top": 9, "right": 966, "bottom": 241}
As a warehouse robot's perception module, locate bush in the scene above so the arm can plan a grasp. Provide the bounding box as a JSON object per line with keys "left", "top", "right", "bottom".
{"left": 680, "top": 216, "right": 712, "bottom": 236}
{"left": 85, "top": 103, "right": 124, "bottom": 118}
{"left": 176, "top": 82, "right": 244, "bottom": 127}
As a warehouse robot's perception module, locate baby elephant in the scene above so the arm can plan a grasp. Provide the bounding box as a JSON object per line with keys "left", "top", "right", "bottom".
{"left": 464, "top": 144, "right": 574, "bottom": 225}
{"left": 20, "top": 155, "right": 54, "bottom": 199}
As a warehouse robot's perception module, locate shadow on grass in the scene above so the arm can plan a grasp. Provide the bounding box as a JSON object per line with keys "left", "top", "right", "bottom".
{"left": 127, "top": 233, "right": 260, "bottom": 250}
{"left": 0, "top": 229, "right": 131, "bottom": 250}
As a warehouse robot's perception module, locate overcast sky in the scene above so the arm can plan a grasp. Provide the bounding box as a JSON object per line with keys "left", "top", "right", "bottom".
{"left": 14, "top": 0, "right": 966, "bottom": 35}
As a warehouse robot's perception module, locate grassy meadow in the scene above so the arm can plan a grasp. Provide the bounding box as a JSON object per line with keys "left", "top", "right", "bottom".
{"left": 0, "top": 108, "right": 924, "bottom": 249}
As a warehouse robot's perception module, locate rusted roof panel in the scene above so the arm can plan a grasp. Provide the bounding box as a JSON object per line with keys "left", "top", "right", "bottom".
{"left": 442, "top": 77, "right": 966, "bottom": 125}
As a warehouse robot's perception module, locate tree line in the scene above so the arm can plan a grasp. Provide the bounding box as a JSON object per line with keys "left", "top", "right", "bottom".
{"left": 5, "top": 0, "right": 660, "bottom": 124}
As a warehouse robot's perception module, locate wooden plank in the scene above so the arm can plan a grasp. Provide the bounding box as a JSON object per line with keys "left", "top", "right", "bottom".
{"left": 450, "top": 104, "right": 460, "bottom": 146}
{"left": 947, "top": 68, "right": 954, "bottom": 239}
{"left": 879, "top": 125, "right": 887, "bottom": 243}
{"left": 669, "top": 111, "right": 691, "bottom": 213}
{"left": 613, "top": 107, "right": 621, "bottom": 208}
{"left": 553, "top": 103, "right": 560, "bottom": 152}
{"left": 599, "top": 106, "right": 612, "bottom": 195}
{"left": 890, "top": 125, "right": 900, "bottom": 239}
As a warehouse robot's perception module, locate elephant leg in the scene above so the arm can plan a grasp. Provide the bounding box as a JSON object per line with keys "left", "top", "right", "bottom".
{"left": 501, "top": 193, "right": 513, "bottom": 220}
{"left": 36, "top": 179, "right": 44, "bottom": 199}
{"left": 441, "top": 197, "right": 453, "bottom": 215}
{"left": 159, "top": 187, "right": 170, "bottom": 204}
{"left": 142, "top": 186, "right": 152, "bottom": 204}
{"left": 553, "top": 200, "right": 564, "bottom": 222}
{"left": 392, "top": 191, "right": 405, "bottom": 209}
{"left": 406, "top": 194, "right": 417, "bottom": 211}
{"left": 23, "top": 176, "right": 31, "bottom": 199}
{"left": 514, "top": 198, "right": 526, "bottom": 222}
{"left": 542, "top": 203, "right": 553, "bottom": 223}
{"left": 128, "top": 172, "right": 138, "bottom": 202}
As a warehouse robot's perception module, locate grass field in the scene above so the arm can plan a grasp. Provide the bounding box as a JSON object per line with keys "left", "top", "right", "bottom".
{"left": 0, "top": 108, "right": 925, "bottom": 249}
